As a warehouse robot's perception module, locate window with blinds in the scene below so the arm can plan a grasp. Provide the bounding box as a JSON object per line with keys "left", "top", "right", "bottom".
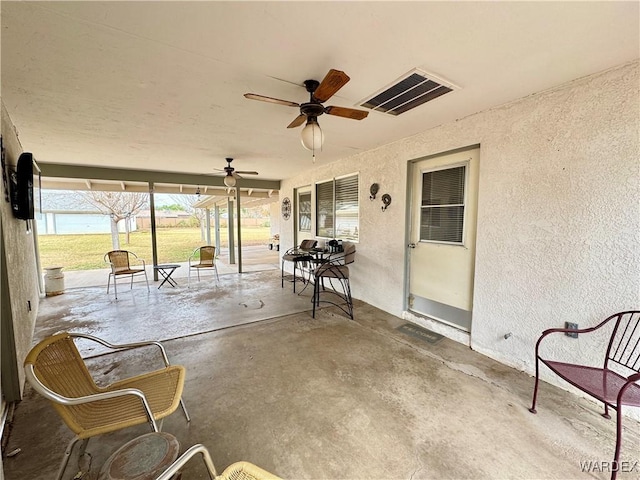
{"left": 420, "top": 166, "right": 465, "bottom": 243}
{"left": 316, "top": 174, "right": 359, "bottom": 240}
{"left": 298, "top": 192, "right": 311, "bottom": 232}
{"left": 316, "top": 180, "right": 334, "bottom": 238}
{"left": 335, "top": 175, "right": 359, "bottom": 240}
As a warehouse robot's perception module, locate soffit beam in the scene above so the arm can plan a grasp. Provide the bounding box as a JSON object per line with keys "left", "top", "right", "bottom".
{"left": 194, "top": 190, "right": 279, "bottom": 209}
{"left": 39, "top": 178, "right": 278, "bottom": 199}
{"left": 38, "top": 163, "right": 280, "bottom": 190}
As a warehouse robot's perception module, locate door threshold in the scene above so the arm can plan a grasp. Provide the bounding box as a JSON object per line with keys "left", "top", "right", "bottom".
{"left": 402, "top": 310, "right": 470, "bottom": 346}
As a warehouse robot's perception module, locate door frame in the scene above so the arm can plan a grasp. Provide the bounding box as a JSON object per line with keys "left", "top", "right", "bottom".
{"left": 403, "top": 144, "right": 481, "bottom": 328}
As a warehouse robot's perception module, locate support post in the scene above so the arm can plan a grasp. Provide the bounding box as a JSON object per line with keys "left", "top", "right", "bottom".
{"left": 205, "top": 208, "right": 211, "bottom": 245}
{"left": 46, "top": 213, "right": 56, "bottom": 234}
{"left": 214, "top": 204, "right": 221, "bottom": 252}
{"left": 227, "top": 197, "right": 235, "bottom": 265}
{"left": 149, "top": 182, "right": 158, "bottom": 281}
{"left": 236, "top": 186, "right": 242, "bottom": 274}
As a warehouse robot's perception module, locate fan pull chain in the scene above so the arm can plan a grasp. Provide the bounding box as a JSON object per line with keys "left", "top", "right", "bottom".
{"left": 311, "top": 132, "right": 322, "bottom": 164}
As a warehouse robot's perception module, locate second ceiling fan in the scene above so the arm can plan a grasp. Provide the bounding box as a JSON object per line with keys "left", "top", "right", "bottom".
{"left": 214, "top": 157, "right": 258, "bottom": 187}
{"left": 244, "top": 69, "right": 369, "bottom": 152}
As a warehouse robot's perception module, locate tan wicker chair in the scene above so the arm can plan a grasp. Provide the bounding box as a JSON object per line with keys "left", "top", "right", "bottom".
{"left": 156, "top": 444, "right": 282, "bottom": 480}
{"left": 188, "top": 246, "right": 219, "bottom": 285}
{"left": 24, "top": 332, "right": 190, "bottom": 480}
{"left": 104, "top": 250, "right": 150, "bottom": 299}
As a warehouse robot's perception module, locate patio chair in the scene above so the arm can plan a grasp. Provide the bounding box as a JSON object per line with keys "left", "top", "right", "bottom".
{"left": 104, "top": 250, "right": 150, "bottom": 299}
{"left": 189, "top": 246, "right": 219, "bottom": 285}
{"left": 281, "top": 239, "right": 317, "bottom": 293}
{"left": 24, "top": 332, "right": 190, "bottom": 480}
{"left": 529, "top": 311, "right": 640, "bottom": 480}
{"left": 156, "top": 443, "right": 282, "bottom": 480}
{"left": 312, "top": 243, "right": 356, "bottom": 319}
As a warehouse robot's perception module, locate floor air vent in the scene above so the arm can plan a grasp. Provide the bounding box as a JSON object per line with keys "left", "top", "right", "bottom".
{"left": 360, "top": 69, "right": 455, "bottom": 116}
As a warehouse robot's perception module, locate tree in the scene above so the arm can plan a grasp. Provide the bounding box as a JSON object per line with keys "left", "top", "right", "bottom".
{"left": 76, "top": 191, "right": 148, "bottom": 249}
{"left": 157, "top": 204, "right": 184, "bottom": 212}
{"left": 169, "top": 194, "right": 207, "bottom": 240}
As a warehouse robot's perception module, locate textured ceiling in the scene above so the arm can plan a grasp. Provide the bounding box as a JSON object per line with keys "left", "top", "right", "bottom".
{"left": 2, "top": 1, "right": 638, "bottom": 182}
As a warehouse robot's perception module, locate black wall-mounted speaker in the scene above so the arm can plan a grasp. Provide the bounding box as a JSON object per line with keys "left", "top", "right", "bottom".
{"left": 10, "top": 152, "right": 34, "bottom": 220}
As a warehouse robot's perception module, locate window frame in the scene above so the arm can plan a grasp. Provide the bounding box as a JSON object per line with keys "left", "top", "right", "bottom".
{"left": 418, "top": 162, "right": 469, "bottom": 246}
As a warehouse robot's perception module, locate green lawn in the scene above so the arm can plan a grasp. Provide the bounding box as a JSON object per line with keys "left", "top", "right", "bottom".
{"left": 38, "top": 227, "right": 271, "bottom": 270}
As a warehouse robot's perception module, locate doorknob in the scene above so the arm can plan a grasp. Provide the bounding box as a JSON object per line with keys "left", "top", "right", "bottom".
{"left": 408, "top": 243, "right": 416, "bottom": 248}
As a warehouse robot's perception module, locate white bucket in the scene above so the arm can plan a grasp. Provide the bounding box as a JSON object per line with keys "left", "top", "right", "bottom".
{"left": 44, "top": 266, "right": 65, "bottom": 296}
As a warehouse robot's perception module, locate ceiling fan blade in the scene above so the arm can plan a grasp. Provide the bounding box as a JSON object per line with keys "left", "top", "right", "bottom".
{"left": 235, "top": 170, "right": 259, "bottom": 175}
{"left": 325, "top": 106, "right": 369, "bottom": 120}
{"left": 244, "top": 93, "right": 299, "bottom": 108}
{"left": 314, "top": 69, "right": 350, "bottom": 102}
{"left": 287, "top": 114, "right": 307, "bottom": 128}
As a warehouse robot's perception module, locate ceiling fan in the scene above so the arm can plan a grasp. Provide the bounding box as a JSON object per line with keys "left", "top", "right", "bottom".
{"left": 214, "top": 157, "right": 258, "bottom": 188}
{"left": 244, "top": 69, "right": 369, "bottom": 154}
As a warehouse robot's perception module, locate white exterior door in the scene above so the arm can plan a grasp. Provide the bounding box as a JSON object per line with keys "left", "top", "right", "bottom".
{"left": 408, "top": 147, "right": 479, "bottom": 332}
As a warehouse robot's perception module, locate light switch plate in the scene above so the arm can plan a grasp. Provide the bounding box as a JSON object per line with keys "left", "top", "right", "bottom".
{"left": 565, "top": 322, "right": 579, "bottom": 338}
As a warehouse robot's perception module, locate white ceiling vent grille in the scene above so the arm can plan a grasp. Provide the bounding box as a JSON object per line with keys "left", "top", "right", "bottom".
{"left": 360, "top": 69, "right": 456, "bottom": 116}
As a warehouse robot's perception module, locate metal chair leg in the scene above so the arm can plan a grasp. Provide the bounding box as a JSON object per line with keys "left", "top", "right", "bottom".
{"left": 281, "top": 260, "right": 286, "bottom": 288}
{"left": 77, "top": 437, "right": 89, "bottom": 458}
{"left": 312, "top": 276, "right": 318, "bottom": 318}
{"left": 293, "top": 262, "right": 298, "bottom": 293}
{"left": 56, "top": 436, "right": 81, "bottom": 480}
{"left": 180, "top": 398, "right": 191, "bottom": 422}
{"left": 612, "top": 405, "right": 623, "bottom": 480}
{"left": 344, "top": 278, "right": 354, "bottom": 319}
{"left": 529, "top": 358, "right": 540, "bottom": 414}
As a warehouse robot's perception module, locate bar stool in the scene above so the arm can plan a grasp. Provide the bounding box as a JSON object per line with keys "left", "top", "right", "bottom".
{"left": 281, "top": 239, "right": 317, "bottom": 293}
{"left": 312, "top": 244, "right": 356, "bottom": 319}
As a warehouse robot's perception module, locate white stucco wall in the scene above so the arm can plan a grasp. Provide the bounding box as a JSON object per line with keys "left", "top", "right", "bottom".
{"left": 280, "top": 61, "right": 639, "bottom": 390}
{"left": 1, "top": 102, "right": 41, "bottom": 401}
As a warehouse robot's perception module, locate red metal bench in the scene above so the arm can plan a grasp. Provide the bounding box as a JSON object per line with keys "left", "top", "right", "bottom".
{"left": 529, "top": 311, "right": 640, "bottom": 480}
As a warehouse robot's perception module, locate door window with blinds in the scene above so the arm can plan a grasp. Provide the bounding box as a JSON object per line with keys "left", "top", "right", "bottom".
{"left": 297, "top": 191, "right": 311, "bottom": 232}
{"left": 420, "top": 165, "right": 466, "bottom": 244}
{"left": 316, "top": 174, "right": 359, "bottom": 241}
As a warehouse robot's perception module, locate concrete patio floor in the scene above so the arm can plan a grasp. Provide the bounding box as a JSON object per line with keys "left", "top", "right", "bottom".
{"left": 60, "top": 244, "right": 280, "bottom": 290}
{"left": 3, "top": 269, "right": 639, "bottom": 479}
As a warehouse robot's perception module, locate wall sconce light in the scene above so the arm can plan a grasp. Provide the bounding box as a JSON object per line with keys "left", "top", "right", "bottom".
{"left": 381, "top": 193, "right": 392, "bottom": 212}
{"left": 369, "top": 183, "right": 379, "bottom": 201}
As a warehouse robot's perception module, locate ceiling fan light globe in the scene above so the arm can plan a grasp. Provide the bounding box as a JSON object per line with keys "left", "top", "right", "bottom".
{"left": 224, "top": 174, "right": 237, "bottom": 187}
{"left": 301, "top": 121, "right": 324, "bottom": 151}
